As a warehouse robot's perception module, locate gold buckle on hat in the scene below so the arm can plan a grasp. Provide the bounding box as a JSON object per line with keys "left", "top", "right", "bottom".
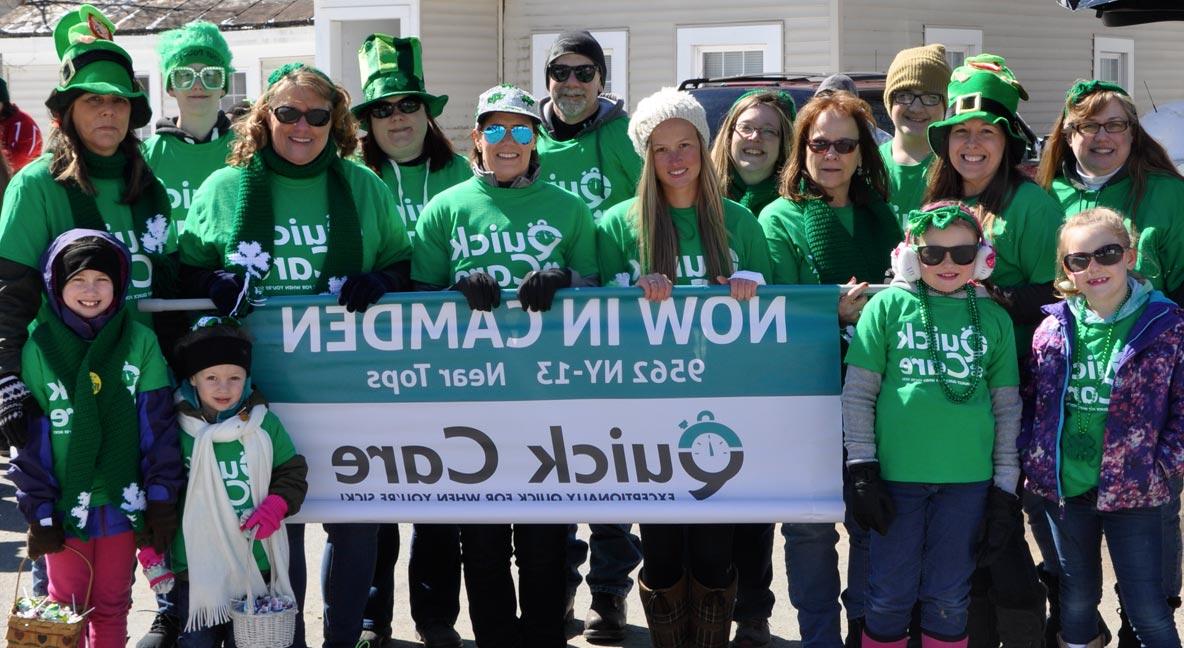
{"left": 954, "top": 92, "right": 983, "bottom": 115}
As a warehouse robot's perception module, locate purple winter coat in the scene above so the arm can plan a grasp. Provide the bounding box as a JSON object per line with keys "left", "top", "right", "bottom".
{"left": 1021, "top": 294, "right": 1184, "bottom": 511}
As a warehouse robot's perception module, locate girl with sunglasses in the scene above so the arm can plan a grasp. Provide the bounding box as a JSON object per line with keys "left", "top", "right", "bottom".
{"left": 756, "top": 90, "right": 899, "bottom": 648}
{"left": 595, "top": 88, "right": 769, "bottom": 648}
{"left": 179, "top": 63, "right": 413, "bottom": 648}
{"left": 1022, "top": 207, "right": 1184, "bottom": 648}
{"left": 142, "top": 21, "right": 236, "bottom": 232}
{"left": 845, "top": 201, "right": 1020, "bottom": 648}
{"left": 411, "top": 84, "right": 597, "bottom": 648}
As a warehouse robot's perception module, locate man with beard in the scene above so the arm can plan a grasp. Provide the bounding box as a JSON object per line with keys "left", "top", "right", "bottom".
{"left": 538, "top": 30, "right": 642, "bottom": 222}
{"left": 538, "top": 32, "right": 643, "bottom": 643}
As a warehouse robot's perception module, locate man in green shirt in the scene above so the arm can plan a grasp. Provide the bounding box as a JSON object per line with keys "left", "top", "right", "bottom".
{"left": 537, "top": 31, "right": 642, "bottom": 223}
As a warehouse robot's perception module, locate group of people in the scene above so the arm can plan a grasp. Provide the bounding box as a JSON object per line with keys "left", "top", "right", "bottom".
{"left": 0, "top": 5, "right": 1182, "bottom": 648}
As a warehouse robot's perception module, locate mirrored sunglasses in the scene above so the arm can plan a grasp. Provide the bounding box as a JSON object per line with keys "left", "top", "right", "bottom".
{"left": 170, "top": 66, "right": 226, "bottom": 91}
{"left": 1063, "top": 243, "right": 1126, "bottom": 273}
{"left": 370, "top": 97, "right": 424, "bottom": 119}
{"left": 272, "top": 105, "right": 332, "bottom": 127}
{"left": 482, "top": 124, "right": 534, "bottom": 145}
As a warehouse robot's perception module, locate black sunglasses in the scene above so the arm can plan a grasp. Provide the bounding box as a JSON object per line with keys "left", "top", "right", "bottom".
{"left": 370, "top": 97, "right": 423, "bottom": 119}
{"left": 548, "top": 63, "right": 597, "bottom": 83}
{"left": 806, "top": 138, "right": 859, "bottom": 154}
{"left": 272, "top": 105, "right": 332, "bottom": 127}
{"left": 1063, "top": 243, "right": 1126, "bottom": 273}
{"left": 916, "top": 244, "right": 979, "bottom": 266}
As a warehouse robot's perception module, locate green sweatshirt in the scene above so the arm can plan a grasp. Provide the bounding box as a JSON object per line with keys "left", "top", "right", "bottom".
{"left": 371, "top": 153, "right": 472, "bottom": 240}
{"left": 878, "top": 140, "right": 934, "bottom": 230}
{"left": 141, "top": 129, "right": 235, "bottom": 231}
{"left": 538, "top": 112, "right": 642, "bottom": 221}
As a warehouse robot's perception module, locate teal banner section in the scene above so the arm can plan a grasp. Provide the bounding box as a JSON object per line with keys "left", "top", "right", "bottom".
{"left": 245, "top": 285, "right": 840, "bottom": 403}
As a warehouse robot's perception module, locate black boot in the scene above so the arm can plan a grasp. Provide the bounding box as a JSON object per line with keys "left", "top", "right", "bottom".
{"left": 967, "top": 592, "right": 999, "bottom": 648}
{"left": 995, "top": 601, "right": 1046, "bottom": 648}
{"left": 1115, "top": 582, "right": 1138, "bottom": 648}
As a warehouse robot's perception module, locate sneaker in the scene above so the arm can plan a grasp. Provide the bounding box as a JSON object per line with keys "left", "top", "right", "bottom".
{"left": 416, "top": 625, "right": 463, "bottom": 648}
{"left": 732, "top": 618, "right": 772, "bottom": 648}
{"left": 583, "top": 593, "right": 627, "bottom": 643}
{"left": 356, "top": 629, "right": 386, "bottom": 648}
{"left": 135, "top": 612, "right": 180, "bottom": 648}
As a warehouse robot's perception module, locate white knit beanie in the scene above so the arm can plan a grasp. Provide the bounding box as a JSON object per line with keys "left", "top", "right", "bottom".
{"left": 627, "top": 88, "right": 711, "bottom": 157}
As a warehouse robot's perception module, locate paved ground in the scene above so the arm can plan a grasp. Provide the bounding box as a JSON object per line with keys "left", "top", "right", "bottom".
{"left": 0, "top": 456, "right": 1159, "bottom": 647}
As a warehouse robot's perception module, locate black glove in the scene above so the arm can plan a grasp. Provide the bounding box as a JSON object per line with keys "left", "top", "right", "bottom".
{"left": 203, "top": 269, "right": 247, "bottom": 317}
{"left": 0, "top": 373, "right": 35, "bottom": 449}
{"left": 338, "top": 272, "right": 399, "bottom": 313}
{"left": 453, "top": 272, "right": 501, "bottom": 311}
{"left": 143, "top": 501, "right": 179, "bottom": 554}
{"left": 518, "top": 268, "right": 572, "bottom": 312}
{"left": 27, "top": 520, "right": 65, "bottom": 560}
{"left": 977, "top": 486, "right": 1021, "bottom": 567}
{"left": 847, "top": 462, "right": 896, "bottom": 535}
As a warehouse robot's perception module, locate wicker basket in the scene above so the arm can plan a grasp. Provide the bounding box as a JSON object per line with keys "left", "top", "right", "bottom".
{"left": 229, "top": 582, "right": 296, "bottom": 648}
{"left": 6, "top": 546, "right": 92, "bottom": 648}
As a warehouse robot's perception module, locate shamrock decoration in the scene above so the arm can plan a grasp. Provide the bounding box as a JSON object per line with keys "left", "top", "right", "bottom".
{"left": 141, "top": 214, "right": 168, "bottom": 254}
{"left": 521, "top": 94, "right": 536, "bottom": 106}
{"left": 121, "top": 483, "right": 146, "bottom": 514}
{"left": 71, "top": 491, "right": 92, "bottom": 527}
{"left": 1065, "top": 432, "right": 1097, "bottom": 462}
{"left": 486, "top": 92, "right": 505, "bottom": 104}
{"left": 228, "top": 240, "right": 272, "bottom": 279}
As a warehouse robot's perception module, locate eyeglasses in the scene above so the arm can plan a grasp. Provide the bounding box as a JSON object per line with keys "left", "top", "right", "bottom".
{"left": 734, "top": 123, "right": 781, "bottom": 140}
{"left": 482, "top": 124, "right": 534, "bottom": 145}
{"left": 548, "top": 64, "right": 598, "bottom": 83}
{"left": 272, "top": 105, "right": 332, "bottom": 127}
{"left": 369, "top": 97, "right": 423, "bottom": 119}
{"left": 806, "top": 138, "right": 859, "bottom": 154}
{"left": 169, "top": 66, "right": 226, "bottom": 91}
{"left": 1067, "top": 119, "right": 1131, "bottom": 136}
{"left": 916, "top": 244, "right": 979, "bottom": 266}
{"left": 1063, "top": 243, "right": 1126, "bottom": 273}
{"left": 892, "top": 91, "right": 943, "bottom": 107}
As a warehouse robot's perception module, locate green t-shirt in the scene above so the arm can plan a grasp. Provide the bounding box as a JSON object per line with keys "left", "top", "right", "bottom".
{"left": 372, "top": 153, "right": 473, "bottom": 240}
{"left": 170, "top": 409, "right": 297, "bottom": 574}
{"left": 538, "top": 115, "right": 642, "bottom": 220}
{"left": 844, "top": 286, "right": 1019, "bottom": 483}
{"left": 1060, "top": 303, "right": 1145, "bottom": 497}
{"left": 596, "top": 197, "right": 772, "bottom": 286}
{"left": 141, "top": 129, "right": 235, "bottom": 231}
{"left": 0, "top": 156, "right": 177, "bottom": 327}
{"left": 20, "top": 321, "right": 171, "bottom": 508}
{"left": 757, "top": 198, "right": 894, "bottom": 285}
{"left": 878, "top": 141, "right": 934, "bottom": 230}
{"left": 179, "top": 161, "right": 413, "bottom": 297}
{"left": 411, "top": 176, "right": 599, "bottom": 287}
{"left": 965, "top": 182, "right": 1063, "bottom": 288}
{"left": 1050, "top": 172, "right": 1184, "bottom": 294}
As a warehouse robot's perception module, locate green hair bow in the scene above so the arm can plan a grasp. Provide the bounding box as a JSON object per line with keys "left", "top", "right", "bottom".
{"left": 906, "top": 203, "right": 980, "bottom": 239}
{"left": 267, "top": 62, "right": 335, "bottom": 89}
{"left": 1066, "top": 79, "right": 1129, "bottom": 107}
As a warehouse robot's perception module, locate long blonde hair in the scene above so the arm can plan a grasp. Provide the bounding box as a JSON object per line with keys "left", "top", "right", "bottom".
{"left": 227, "top": 68, "right": 358, "bottom": 166}
{"left": 633, "top": 128, "right": 732, "bottom": 279}
{"left": 710, "top": 91, "right": 795, "bottom": 196}
{"left": 1054, "top": 207, "right": 1140, "bottom": 298}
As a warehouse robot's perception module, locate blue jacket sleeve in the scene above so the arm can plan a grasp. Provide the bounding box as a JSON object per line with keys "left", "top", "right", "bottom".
{"left": 8, "top": 412, "right": 58, "bottom": 524}
{"left": 137, "top": 386, "right": 184, "bottom": 503}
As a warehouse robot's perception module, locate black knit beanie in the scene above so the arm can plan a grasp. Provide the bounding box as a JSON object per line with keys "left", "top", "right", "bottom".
{"left": 54, "top": 237, "right": 123, "bottom": 298}
{"left": 546, "top": 30, "right": 607, "bottom": 87}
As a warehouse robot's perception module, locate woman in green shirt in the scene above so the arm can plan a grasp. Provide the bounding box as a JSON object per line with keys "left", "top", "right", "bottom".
{"left": 709, "top": 89, "right": 796, "bottom": 219}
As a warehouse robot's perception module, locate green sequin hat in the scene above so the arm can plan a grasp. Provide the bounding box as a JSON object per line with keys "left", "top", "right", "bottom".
{"left": 351, "top": 34, "right": 448, "bottom": 125}
{"left": 156, "top": 21, "right": 235, "bottom": 92}
{"left": 474, "top": 83, "right": 541, "bottom": 127}
{"left": 45, "top": 4, "right": 150, "bottom": 128}
{"left": 927, "top": 53, "right": 1029, "bottom": 160}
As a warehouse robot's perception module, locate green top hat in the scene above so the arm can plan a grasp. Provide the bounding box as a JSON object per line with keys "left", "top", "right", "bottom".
{"left": 927, "top": 53, "right": 1029, "bottom": 160}
{"left": 351, "top": 34, "right": 447, "bottom": 126}
{"left": 45, "top": 4, "right": 150, "bottom": 129}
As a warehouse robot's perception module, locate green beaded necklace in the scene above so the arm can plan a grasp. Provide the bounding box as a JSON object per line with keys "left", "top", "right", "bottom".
{"left": 915, "top": 281, "right": 985, "bottom": 403}
{"left": 1064, "top": 287, "right": 1132, "bottom": 462}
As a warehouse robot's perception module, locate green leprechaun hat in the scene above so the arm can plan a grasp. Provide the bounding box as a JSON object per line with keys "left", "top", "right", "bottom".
{"left": 46, "top": 4, "right": 150, "bottom": 128}
{"left": 156, "top": 21, "right": 235, "bottom": 92}
{"left": 351, "top": 34, "right": 447, "bottom": 125}
{"left": 927, "top": 53, "right": 1029, "bottom": 160}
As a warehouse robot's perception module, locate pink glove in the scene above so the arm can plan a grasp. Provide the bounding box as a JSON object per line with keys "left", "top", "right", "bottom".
{"left": 137, "top": 546, "right": 175, "bottom": 594}
{"left": 240, "top": 494, "right": 289, "bottom": 540}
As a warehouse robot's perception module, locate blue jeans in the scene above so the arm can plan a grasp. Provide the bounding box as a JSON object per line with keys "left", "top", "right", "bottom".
{"left": 782, "top": 523, "right": 843, "bottom": 648}
{"left": 1023, "top": 489, "right": 1060, "bottom": 575}
{"left": 1048, "top": 492, "right": 1181, "bottom": 647}
{"left": 288, "top": 522, "right": 379, "bottom": 648}
{"left": 866, "top": 481, "right": 988, "bottom": 640}
{"left": 175, "top": 580, "right": 238, "bottom": 648}
{"left": 565, "top": 523, "right": 642, "bottom": 598}
{"left": 363, "top": 523, "right": 462, "bottom": 635}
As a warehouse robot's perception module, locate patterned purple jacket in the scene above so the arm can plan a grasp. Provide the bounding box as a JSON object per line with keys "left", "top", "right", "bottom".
{"left": 1021, "top": 295, "right": 1184, "bottom": 511}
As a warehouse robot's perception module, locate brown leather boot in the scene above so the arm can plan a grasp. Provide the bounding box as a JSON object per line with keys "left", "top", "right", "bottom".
{"left": 690, "top": 573, "right": 738, "bottom": 648}
{"left": 639, "top": 572, "right": 689, "bottom": 648}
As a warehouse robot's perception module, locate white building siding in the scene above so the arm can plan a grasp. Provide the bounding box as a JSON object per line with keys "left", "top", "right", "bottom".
{"left": 502, "top": 0, "right": 835, "bottom": 112}
{"left": 840, "top": 0, "right": 1184, "bottom": 134}
{"left": 420, "top": 0, "right": 499, "bottom": 148}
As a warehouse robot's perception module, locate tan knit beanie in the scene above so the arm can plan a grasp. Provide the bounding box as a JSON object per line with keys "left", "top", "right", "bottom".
{"left": 883, "top": 44, "right": 952, "bottom": 108}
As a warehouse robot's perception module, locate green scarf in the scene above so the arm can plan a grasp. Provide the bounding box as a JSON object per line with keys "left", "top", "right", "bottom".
{"left": 61, "top": 150, "right": 178, "bottom": 297}
{"left": 800, "top": 180, "right": 901, "bottom": 284}
{"left": 228, "top": 144, "right": 362, "bottom": 296}
{"left": 730, "top": 170, "right": 781, "bottom": 217}
{"left": 31, "top": 305, "right": 141, "bottom": 539}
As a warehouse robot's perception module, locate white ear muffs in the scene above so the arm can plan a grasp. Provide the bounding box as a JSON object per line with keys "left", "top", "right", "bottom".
{"left": 973, "top": 241, "right": 996, "bottom": 281}
{"left": 891, "top": 240, "right": 922, "bottom": 283}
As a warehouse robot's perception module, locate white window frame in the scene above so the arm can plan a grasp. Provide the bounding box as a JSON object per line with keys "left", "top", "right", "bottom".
{"left": 675, "top": 23, "right": 782, "bottom": 83}
{"left": 1094, "top": 36, "right": 1135, "bottom": 92}
{"left": 531, "top": 30, "right": 628, "bottom": 105}
{"left": 924, "top": 26, "right": 983, "bottom": 70}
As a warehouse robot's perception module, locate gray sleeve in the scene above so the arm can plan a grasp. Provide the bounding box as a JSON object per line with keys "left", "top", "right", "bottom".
{"left": 991, "top": 385, "right": 1022, "bottom": 494}
{"left": 842, "top": 365, "right": 882, "bottom": 465}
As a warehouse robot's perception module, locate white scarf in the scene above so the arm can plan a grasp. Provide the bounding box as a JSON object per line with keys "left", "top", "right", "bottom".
{"left": 178, "top": 404, "right": 294, "bottom": 631}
